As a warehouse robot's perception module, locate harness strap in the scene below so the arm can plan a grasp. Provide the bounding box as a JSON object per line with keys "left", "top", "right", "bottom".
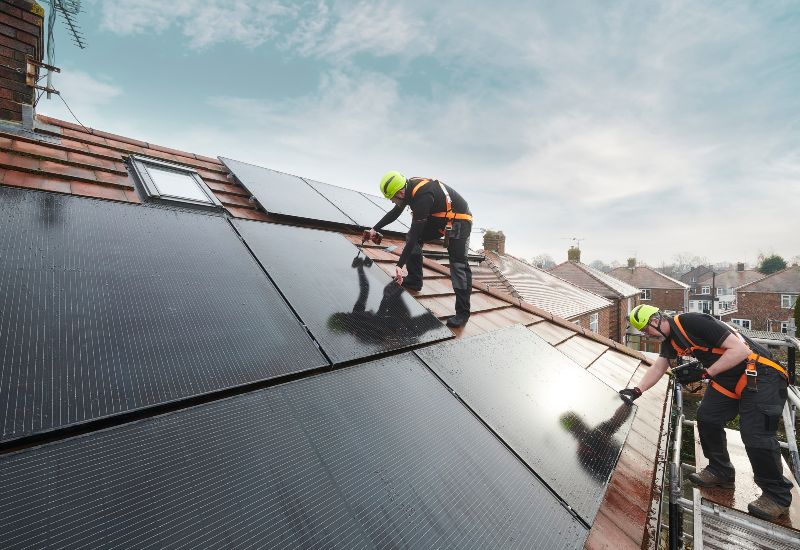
{"left": 410, "top": 179, "right": 473, "bottom": 221}
{"left": 411, "top": 179, "right": 430, "bottom": 197}
{"left": 672, "top": 315, "right": 788, "bottom": 399}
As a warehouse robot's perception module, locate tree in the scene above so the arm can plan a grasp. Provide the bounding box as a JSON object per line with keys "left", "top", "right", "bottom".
{"left": 794, "top": 295, "right": 800, "bottom": 338}
{"left": 757, "top": 254, "right": 787, "bottom": 274}
{"left": 589, "top": 259, "right": 611, "bottom": 273}
{"left": 531, "top": 253, "right": 555, "bottom": 269}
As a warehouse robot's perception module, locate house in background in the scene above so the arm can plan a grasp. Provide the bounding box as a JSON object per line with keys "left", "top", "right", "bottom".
{"left": 610, "top": 259, "right": 689, "bottom": 314}
{"left": 679, "top": 265, "right": 714, "bottom": 294}
{"left": 688, "top": 263, "right": 765, "bottom": 317}
{"left": 721, "top": 266, "right": 800, "bottom": 333}
{"left": 475, "top": 233, "right": 615, "bottom": 338}
{"left": 610, "top": 260, "right": 689, "bottom": 353}
{"left": 0, "top": 3, "right": 670, "bottom": 548}
{"left": 549, "top": 247, "right": 641, "bottom": 345}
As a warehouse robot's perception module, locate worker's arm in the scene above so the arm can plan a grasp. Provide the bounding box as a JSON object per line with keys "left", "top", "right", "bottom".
{"left": 636, "top": 355, "right": 671, "bottom": 393}
{"left": 373, "top": 204, "right": 403, "bottom": 231}
{"left": 705, "top": 333, "right": 751, "bottom": 377}
{"left": 395, "top": 194, "right": 434, "bottom": 268}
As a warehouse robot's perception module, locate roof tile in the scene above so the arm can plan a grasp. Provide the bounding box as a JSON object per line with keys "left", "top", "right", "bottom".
{"left": 69, "top": 181, "right": 128, "bottom": 202}
{"left": 527, "top": 321, "right": 575, "bottom": 345}
{"left": 39, "top": 160, "right": 97, "bottom": 180}
{"left": 3, "top": 170, "right": 71, "bottom": 193}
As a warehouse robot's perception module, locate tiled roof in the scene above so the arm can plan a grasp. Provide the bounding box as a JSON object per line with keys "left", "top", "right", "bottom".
{"left": 0, "top": 113, "right": 672, "bottom": 550}
{"left": 679, "top": 265, "right": 713, "bottom": 284}
{"left": 550, "top": 261, "right": 640, "bottom": 298}
{"left": 697, "top": 269, "right": 765, "bottom": 289}
{"left": 475, "top": 251, "right": 612, "bottom": 319}
{"left": 610, "top": 265, "right": 689, "bottom": 290}
{"left": 736, "top": 266, "right": 800, "bottom": 293}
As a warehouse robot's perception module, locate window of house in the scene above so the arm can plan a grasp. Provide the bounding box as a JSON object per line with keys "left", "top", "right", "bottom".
{"left": 731, "top": 319, "right": 751, "bottom": 330}
{"left": 700, "top": 300, "right": 711, "bottom": 314}
{"left": 589, "top": 312, "right": 599, "bottom": 333}
{"left": 716, "top": 288, "right": 726, "bottom": 296}
{"left": 640, "top": 288, "right": 651, "bottom": 301}
{"left": 781, "top": 294, "right": 798, "bottom": 309}
{"left": 780, "top": 322, "right": 790, "bottom": 334}
{"left": 129, "top": 155, "right": 222, "bottom": 209}
{"left": 701, "top": 285, "right": 711, "bottom": 294}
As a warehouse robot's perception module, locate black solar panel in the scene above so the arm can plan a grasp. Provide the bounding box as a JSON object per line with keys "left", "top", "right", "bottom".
{"left": 232, "top": 219, "right": 452, "bottom": 364}
{"left": 219, "top": 157, "right": 355, "bottom": 225}
{"left": 415, "top": 324, "right": 636, "bottom": 524}
{"left": 0, "top": 187, "right": 327, "bottom": 443}
{"left": 303, "top": 177, "right": 409, "bottom": 233}
{"left": 0, "top": 354, "right": 587, "bottom": 549}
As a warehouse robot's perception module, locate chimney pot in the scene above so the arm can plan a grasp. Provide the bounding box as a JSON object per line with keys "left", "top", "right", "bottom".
{"left": 482, "top": 230, "right": 505, "bottom": 255}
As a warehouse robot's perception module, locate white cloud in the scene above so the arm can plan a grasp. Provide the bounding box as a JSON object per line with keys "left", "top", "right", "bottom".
{"left": 36, "top": 70, "right": 122, "bottom": 127}
{"left": 98, "top": 0, "right": 292, "bottom": 49}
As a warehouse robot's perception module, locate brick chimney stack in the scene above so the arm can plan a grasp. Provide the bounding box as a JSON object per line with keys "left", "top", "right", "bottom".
{"left": 0, "top": 0, "right": 44, "bottom": 124}
{"left": 483, "top": 230, "right": 505, "bottom": 255}
{"left": 567, "top": 246, "right": 581, "bottom": 262}
{"left": 737, "top": 262, "right": 745, "bottom": 272}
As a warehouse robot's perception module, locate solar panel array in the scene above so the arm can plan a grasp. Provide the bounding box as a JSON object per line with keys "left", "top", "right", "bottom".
{"left": 220, "top": 156, "right": 411, "bottom": 233}
{"left": 232, "top": 219, "right": 453, "bottom": 364}
{"left": 0, "top": 354, "right": 588, "bottom": 549}
{"left": 415, "top": 324, "right": 636, "bottom": 524}
{"left": 0, "top": 187, "right": 327, "bottom": 443}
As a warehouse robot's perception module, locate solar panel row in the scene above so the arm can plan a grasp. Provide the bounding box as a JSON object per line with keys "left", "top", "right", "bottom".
{"left": 220, "top": 156, "right": 411, "bottom": 233}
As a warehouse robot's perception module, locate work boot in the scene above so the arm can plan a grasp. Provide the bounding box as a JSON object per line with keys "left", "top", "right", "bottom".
{"left": 446, "top": 313, "right": 470, "bottom": 328}
{"left": 748, "top": 494, "right": 790, "bottom": 521}
{"left": 402, "top": 281, "right": 422, "bottom": 292}
{"left": 688, "top": 467, "right": 735, "bottom": 488}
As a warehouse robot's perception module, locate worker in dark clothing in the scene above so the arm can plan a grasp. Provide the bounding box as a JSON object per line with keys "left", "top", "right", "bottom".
{"left": 365, "top": 171, "right": 473, "bottom": 328}
{"left": 620, "top": 305, "right": 792, "bottom": 521}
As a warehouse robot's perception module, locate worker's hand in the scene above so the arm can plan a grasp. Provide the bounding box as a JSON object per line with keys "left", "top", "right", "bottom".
{"left": 671, "top": 361, "right": 709, "bottom": 385}
{"left": 619, "top": 387, "right": 642, "bottom": 404}
{"left": 394, "top": 265, "right": 406, "bottom": 285}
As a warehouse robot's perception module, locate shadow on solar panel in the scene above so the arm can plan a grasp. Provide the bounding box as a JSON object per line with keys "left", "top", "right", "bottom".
{"left": 415, "top": 324, "right": 636, "bottom": 525}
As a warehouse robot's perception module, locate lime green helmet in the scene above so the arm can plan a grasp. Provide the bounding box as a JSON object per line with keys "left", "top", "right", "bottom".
{"left": 629, "top": 304, "right": 660, "bottom": 331}
{"left": 379, "top": 171, "right": 406, "bottom": 199}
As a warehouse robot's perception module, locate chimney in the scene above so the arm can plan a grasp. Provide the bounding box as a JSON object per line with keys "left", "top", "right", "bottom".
{"left": 737, "top": 262, "right": 745, "bottom": 272}
{"left": 0, "top": 1, "right": 44, "bottom": 124}
{"left": 567, "top": 246, "right": 580, "bottom": 262}
{"left": 627, "top": 257, "right": 636, "bottom": 269}
{"left": 482, "top": 230, "right": 505, "bottom": 255}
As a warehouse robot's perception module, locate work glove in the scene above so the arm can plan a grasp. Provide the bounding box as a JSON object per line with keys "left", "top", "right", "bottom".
{"left": 671, "top": 360, "right": 709, "bottom": 385}
{"left": 619, "top": 387, "right": 642, "bottom": 404}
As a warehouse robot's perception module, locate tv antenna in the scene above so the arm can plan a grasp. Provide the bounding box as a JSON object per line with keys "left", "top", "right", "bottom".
{"left": 561, "top": 237, "right": 585, "bottom": 249}
{"left": 30, "top": 1, "right": 87, "bottom": 100}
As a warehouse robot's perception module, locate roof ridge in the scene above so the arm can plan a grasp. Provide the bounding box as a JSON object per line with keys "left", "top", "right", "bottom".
{"left": 571, "top": 261, "right": 636, "bottom": 298}
{"left": 736, "top": 265, "right": 799, "bottom": 291}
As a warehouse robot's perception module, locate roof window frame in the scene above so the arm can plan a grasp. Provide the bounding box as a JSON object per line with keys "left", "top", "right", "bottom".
{"left": 129, "top": 155, "right": 223, "bottom": 210}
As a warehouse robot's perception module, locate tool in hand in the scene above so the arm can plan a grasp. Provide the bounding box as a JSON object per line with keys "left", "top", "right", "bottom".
{"left": 361, "top": 229, "right": 383, "bottom": 246}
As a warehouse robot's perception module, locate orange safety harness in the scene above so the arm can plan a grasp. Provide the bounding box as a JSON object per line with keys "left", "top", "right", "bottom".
{"left": 671, "top": 315, "right": 787, "bottom": 399}
{"left": 411, "top": 179, "right": 474, "bottom": 227}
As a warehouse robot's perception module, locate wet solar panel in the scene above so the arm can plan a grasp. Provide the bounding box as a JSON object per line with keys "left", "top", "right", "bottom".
{"left": 219, "top": 157, "right": 355, "bottom": 225}
{"left": 0, "top": 187, "right": 327, "bottom": 443}
{"left": 415, "top": 324, "right": 636, "bottom": 525}
{"left": 0, "top": 354, "right": 588, "bottom": 549}
{"left": 303, "top": 177, "right": 409, "bottom": 233}
{"left": 232, "top": 219, "right": 452, "bottom": 364}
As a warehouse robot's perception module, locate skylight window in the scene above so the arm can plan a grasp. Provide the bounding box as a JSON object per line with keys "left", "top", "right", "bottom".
{"left": 129, "top": 155, "right": 222, "bottom": 209}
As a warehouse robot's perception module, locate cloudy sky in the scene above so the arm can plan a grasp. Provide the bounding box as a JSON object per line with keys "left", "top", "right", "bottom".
{"left": 40, "top": 0, "right": 799, "bottom": 267}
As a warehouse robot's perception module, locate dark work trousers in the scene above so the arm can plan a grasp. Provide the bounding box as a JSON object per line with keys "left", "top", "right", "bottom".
{"left": 696, "top": 365, "right": 792, "bottom": 506}
{"left": 404, "top": 221, "right": 472, "bottom": 317}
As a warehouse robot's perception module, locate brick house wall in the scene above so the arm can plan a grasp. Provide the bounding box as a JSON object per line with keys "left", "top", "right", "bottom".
{"left": 722, "top": 291, "right": 795, "bottom": 331}
{"left": 611, "top": 295, "right": 641, "bottom": 344}
{"left": 643, "top": 288, "right": 685, "bottom": 314}
{"left": 570, "top": 306, "right": 612, "bottom": 339}
{"left": 0, "top": 0, "right": 44, "bottom": 122}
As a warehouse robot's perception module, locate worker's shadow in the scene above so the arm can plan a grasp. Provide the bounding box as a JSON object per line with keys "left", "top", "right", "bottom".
{"left": 326, "top": 254, "right": 443, "bottom": 345}
{"left": 559, "top": 403, "right": 633, "bottom": 481}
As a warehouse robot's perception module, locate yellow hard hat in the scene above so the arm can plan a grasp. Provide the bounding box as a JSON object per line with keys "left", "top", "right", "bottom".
{"left": 379, "top": 171, "right": 406, "bottom": 199}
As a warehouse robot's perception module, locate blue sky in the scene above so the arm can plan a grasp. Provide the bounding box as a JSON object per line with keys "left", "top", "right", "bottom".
{"left": 39, "top": 0, "right": 800, "bottom": 268}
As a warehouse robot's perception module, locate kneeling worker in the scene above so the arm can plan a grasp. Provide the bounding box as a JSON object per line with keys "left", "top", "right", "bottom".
{"left": 620, "top": 305, "right": 792, "bottom": 521}
{"left": 365, "top": 171, "right": 473, "bottom": 328}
